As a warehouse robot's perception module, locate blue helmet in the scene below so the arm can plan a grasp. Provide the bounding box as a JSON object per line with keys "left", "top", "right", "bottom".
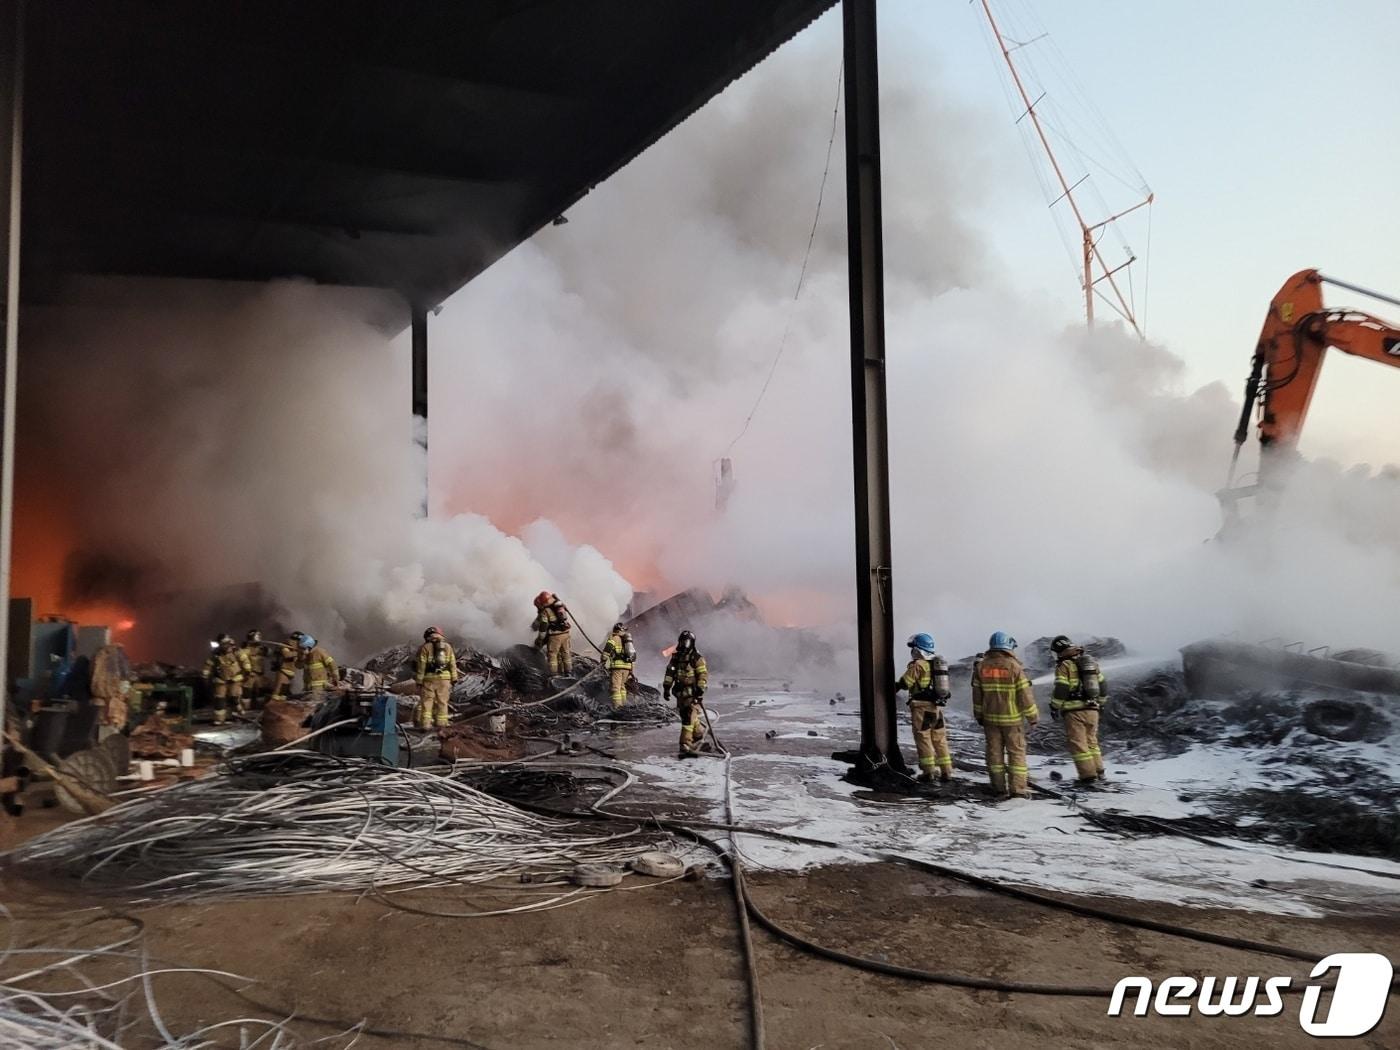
{"left": 988, "top": 631, "right": 1016, "bottom": 653}
{"left": 907, "top": 633, "right": 935, "bottom": 654}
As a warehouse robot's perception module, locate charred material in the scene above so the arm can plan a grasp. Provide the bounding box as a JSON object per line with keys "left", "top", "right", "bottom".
{"left": 1182, "top": 639, "right": 1400, "bottom": 698}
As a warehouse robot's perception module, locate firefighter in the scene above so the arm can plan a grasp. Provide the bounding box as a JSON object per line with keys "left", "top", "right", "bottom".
{"left": 601, "top": 622, "right": 637, "bottom": 710}
{"left": 971, "top": 631, "right": 1039, "bottom": 799}
{"left": 893, "top": 632, "right": 953, "bottom": 783}
{"left": 415, "top": 626, "right": 460, "bottom": 730}
{"left": 531, "top": 592, "right": 573, "bottom": 676}
{"left": 662, "top": 630, "right": 708, "bottom": 759}
{"left": 202, "top": 633, "right": 252, "bottom": 725}
{"left": 1049, "top": 635, "right": 1108, "bottom": 785}
{"left": 298, "top": 635, "right": 339, "bottom": 700}
{"left": 241, "top": 629, "right": 270, "bottom": 705}
{"left": 269, "top": 631, "right": 304, "bottom": 700}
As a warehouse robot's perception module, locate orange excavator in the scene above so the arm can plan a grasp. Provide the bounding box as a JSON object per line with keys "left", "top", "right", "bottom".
{"left": 1220, "top": 269, "right": 1400, "bottom": 521}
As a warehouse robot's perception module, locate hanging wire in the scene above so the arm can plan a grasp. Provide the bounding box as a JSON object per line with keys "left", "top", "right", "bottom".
{"left": 722, "top": 59, "right": 844, "bottom": 458}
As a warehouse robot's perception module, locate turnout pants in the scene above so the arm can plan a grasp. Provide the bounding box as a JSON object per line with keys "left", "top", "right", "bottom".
{"left": 677, "top": 698, "right": 703, "bottom": 754}
{"left": 546, "top": 632, "right": 573, "bottom": 675}
{"left": 984, "top": 723, "right": 1029, "bottom": 797}
{"left": 908, "top": 701, "right": 953, "bottom": 778}
{"left": 1063, "top": 709, "right": 1104, "bottom": 779}
{"left": 272, "top": 668, "right": 296, "bottom": 700}
{"left": 608, "top": 668, "right": 630, "bottom": 710}
{"left": 210, "top": 681, "right": 243, "bottom": 725}
{"left": 419, "top": 678, "right": 452, "bottom": 728}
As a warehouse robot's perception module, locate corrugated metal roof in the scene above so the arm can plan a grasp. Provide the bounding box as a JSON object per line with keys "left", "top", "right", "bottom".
{"left": 23, "top": 0, "right": 835, "bottom": 307}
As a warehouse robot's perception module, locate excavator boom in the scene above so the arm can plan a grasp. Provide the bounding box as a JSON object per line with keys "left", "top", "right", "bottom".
{"left": 1222, "top": 270, "right": 1400, "bottom": 519}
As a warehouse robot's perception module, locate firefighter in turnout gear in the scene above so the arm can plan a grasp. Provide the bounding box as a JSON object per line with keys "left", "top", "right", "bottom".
{"left": 270, "top": 631, "right": 304, "bottom": 700}
{"left": 298, "top": 635, "right": 339, "bottom": 700}
{"left": 202, "top": 634, "right": 252, "bottom": 725}
{"left": 415, "top": 626, "right": 459, "bottom": 730}
{"left": 972, "top": 631, "right": 1039, "bottom": 798}
{"left": 894, "top": 633, "right": 954, "bottom": 783}
{"left": 1049, "top": 635, "right": 1108, "bottom": 784}
{"left": 663, "top": 630, "right": 708, "bottom": 759}
{"left": 601, "top": 623, "right": 637, "bottom": 710}
{"left": 531, "top": 592, "right": 573, "bottom": 676}
{"left": 241, "top": 630, "right": 270, "bottom": 704}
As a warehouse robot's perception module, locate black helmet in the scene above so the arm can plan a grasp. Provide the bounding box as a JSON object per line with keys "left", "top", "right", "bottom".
{"left": 214, "top": 633, "right": 234, "bottom": 649}
{"left": 677, "top": 630, "right": 695, "bottom": 651}
{"left": 424, "top": 626, "right": 443, "bottom": 641}
{"left": 612, "top": 622, "right": 625, "bottom": 634}
{"left": 1050, "top": 635, "right": 1073, "bottom": 655}
{"left": 245, "top": 629, "right": 261, "bottom": 644}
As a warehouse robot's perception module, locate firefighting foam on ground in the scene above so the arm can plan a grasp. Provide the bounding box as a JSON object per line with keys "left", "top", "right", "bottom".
{"left": 2, "top": 3, "right": 1398, "bottom": 1048}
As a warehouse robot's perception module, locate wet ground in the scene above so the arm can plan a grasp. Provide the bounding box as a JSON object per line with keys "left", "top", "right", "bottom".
{"left": 583, "top": 679, "right": 1400, "bottom": 920}
{"left": 6, "top": 674, "right": 1399, "bottom": 1047}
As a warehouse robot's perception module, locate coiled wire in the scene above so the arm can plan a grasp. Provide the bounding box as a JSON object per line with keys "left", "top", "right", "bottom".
{"left": 5, "top": 752, "right": 678, "bottom": 910}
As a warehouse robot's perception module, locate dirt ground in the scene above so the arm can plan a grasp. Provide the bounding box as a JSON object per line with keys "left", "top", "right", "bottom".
{"left": 4, "top": 853, "right": 1397, "bottom": 1049}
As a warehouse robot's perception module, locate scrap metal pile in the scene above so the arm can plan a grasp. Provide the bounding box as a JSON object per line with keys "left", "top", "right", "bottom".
{"left": 361, "top": 641, "right": 671, "bottom": 730}
{"left": 6, "top": 753, "right": 682, "bottom": 908}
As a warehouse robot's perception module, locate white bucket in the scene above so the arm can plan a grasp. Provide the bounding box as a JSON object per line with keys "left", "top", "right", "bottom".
{"left": 487, "top": 713, "right": 507, "bottom": 734}
{"left": 179, "top": 748, "right": 195, "bottom": 768}
{"left": 138, "top": 761, "right": 155, "bottom": 781}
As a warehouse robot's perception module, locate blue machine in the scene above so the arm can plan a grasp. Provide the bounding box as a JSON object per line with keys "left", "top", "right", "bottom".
{"left": 312, "top": 691, "right": 407, "bottom": 766}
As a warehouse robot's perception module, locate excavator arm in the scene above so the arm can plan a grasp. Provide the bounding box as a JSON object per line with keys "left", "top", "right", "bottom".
{"left": 1227, "top": 269, "right": 1400, "bottom": 497}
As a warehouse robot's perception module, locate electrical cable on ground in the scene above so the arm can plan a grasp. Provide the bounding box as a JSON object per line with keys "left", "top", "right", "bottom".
{"left": 4, "top": 753, "right": 680, "bottom": 906}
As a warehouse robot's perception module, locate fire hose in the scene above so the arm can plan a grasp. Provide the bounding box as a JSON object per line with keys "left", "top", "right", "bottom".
{"left": 514, "top": 759, "right": 1394, "bottom": 1001}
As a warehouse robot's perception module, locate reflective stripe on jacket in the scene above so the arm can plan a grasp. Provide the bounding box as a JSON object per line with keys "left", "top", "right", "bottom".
{"left": 664, "top": 652, "right": 708, "bottom": 694}
{"left": 532, "top": 603, "right": 571, "bottom": 637}
{"left": 899, "top": 656, "right": 931, "bottom": 698}
{"left": 603, "top": 632, "right": 634, "bottom": 671}
{"left": 1051, "top": 650, "right": 1108, "bottom": 712}
{"left": 276, "top": 643, "right": 301, "bottom": 676}
{"left": 303, "top": 646, "right": 338, "bottom": 689}
{"left": 972, "top": 651, "right": 1038, "bottom": 725}
{"left": 203, "top": 649, "right": 251, "bottom": 683}
{"left": 416, "top": 640, "right": 459, "bottom": 683}
{"left": 241, "top": 644, "right": 267, "bottom": 676}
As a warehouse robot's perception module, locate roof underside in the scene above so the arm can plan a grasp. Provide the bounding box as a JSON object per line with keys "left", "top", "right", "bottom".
{"left": 24, "top": 0, "right": 835, "bottom": 308}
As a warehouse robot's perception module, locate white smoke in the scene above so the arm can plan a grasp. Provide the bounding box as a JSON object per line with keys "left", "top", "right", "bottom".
{"left": 20, "top": 281, "right": 632, "bottom": 662}
{"left": 17, "top": 15, "right": 1400, "bottom": 671}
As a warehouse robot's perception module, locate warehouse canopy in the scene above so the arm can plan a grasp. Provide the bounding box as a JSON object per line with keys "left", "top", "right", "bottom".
{"left": 23, "top": 0, "right": 835, "bottom": 307}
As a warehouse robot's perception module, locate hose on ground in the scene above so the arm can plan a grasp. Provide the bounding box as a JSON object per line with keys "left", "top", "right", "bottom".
{"left": 719, "top": 756, "right": 765, "bottom": 1047}
{"left": 717, "top": 754, "right": 1111, "bottom": 998}
{"left": 525, "top": 759, "right": 1381, "bottom": 979}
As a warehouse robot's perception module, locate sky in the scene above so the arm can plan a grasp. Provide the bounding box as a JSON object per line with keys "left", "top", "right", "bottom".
{"left": 884, "top": 0, "right": 1400, "bottom": 464}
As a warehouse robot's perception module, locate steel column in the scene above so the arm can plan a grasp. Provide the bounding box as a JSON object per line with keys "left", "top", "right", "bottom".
{"left": 841, "top": 0, "right": 906, "bottom": 781}
{"left": 0, "top": 0, "right": 24, "bottom": 747}
{"left": 411, "top": 303, "right": 428, "bottom": 518}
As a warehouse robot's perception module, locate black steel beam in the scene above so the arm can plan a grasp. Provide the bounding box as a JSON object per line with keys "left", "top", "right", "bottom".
{"left": 411, "top": 303, "right": 429, "bottom": 518}
{"left": 840, "top": 0, "right": 907, "bottom": 784}
{"left": 0, "top": 0, "right": 23, "bottom": 741}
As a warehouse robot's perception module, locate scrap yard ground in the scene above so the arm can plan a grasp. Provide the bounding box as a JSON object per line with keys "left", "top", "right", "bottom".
{"left": 3, "top": 684, "right": 1397, "bottom": 1048}
{"left": 6, "top": 860, "right": 1398, "bottom": 1050}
